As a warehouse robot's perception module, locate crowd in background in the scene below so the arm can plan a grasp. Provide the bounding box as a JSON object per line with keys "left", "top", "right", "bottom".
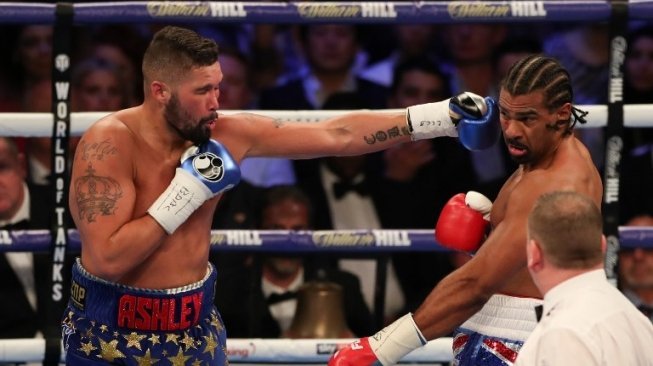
{"left": 0, "top": 20, "right": 652, "bottom": 342}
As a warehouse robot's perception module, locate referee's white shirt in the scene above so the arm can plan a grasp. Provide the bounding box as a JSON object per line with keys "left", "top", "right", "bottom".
{"left": 516, "top": 269, "right": 653, "bottom": 366}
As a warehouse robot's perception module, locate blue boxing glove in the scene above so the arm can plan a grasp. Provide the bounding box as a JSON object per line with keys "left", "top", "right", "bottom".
{"left": 148, "top": 139, "right": 240, "bottom": 234}
{"left": 449, "top": 92, "right": 500, "bottom": 151}
{"left": 405, "top": 92, "right": 500, "bottom": 151}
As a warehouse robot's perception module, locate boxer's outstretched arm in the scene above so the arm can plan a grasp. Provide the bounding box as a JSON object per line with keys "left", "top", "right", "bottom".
{"left": 216, "top": 92, "right": 497, "bottom": 161}
{"left": 69, "top": 118, "right": 166, "bottom": 282}
{"left": 216, "top": 111, "right": 414, "bottom": 160}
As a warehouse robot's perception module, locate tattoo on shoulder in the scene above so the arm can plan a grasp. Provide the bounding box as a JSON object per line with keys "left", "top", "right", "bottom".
{"left": 79, "top": 139, "right": 118, "bottom": 161}
{"left": 363, "top": 125, "right": 411, "bottom": 145}
{"left": 74, "top": 163, "right": 123, "bottom": 223}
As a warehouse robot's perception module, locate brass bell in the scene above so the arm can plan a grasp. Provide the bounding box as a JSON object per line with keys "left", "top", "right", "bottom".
{"left": 284, "top": 281, "right": 353, "bottom": 338}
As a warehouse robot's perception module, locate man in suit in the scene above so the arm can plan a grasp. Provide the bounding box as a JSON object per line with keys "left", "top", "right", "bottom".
{"left": 215, "top": 185, "right": 374, "bottom": 338}
{"left": 0, "top": 137, "right": 53, "bottom": 338}
{"left": 258, "top": 24, "right": 387, "bottom": 111}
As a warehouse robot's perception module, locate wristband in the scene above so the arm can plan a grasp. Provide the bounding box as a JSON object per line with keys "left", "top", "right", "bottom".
{"left": 368, "top": 313, "right": 427, "bottom": 365}
{"left": 147, "top": 168, "right": 213, "bottom": 234}
{"left": 406, "top": 99, "right": 458, "bottom": 141}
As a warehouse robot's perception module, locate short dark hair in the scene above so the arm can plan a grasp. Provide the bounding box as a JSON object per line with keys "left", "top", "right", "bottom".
{"left": 261, "top": 185, "right": 313, "bottom": 226}
{"left": 142, "top": 26, "right": 219, "bottom": 85}
{"left": 390, "top": 57, "right": 451, "bottom": 97}
{"left": 528, "top": 191, "right": 603, "bottom": 269}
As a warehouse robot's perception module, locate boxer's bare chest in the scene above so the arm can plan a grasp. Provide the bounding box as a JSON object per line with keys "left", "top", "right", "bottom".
{"left": 491, "top": 169, "right": 524, "bottom": 226}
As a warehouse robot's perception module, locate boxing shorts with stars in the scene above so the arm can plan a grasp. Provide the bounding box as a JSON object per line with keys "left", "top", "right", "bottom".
{"left": 62, "top": 258, "right": 227, "bottom": 365}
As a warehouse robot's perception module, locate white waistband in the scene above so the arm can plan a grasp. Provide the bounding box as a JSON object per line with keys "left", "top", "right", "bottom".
{"left": 459, "top": 294, "right": 543, "bottom": 341}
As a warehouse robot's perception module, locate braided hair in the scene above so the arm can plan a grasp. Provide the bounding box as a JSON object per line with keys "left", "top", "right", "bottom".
{"left": 501, "top": 54, "right": 588, "bottom": 134}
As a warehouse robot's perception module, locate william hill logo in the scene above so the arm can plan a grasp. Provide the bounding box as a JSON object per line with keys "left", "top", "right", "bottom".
{"left": 448, "top": 1, "right": 547, "bottom": 18}
{"left": 146, "top": 2, "right": 246, "bottom": 18}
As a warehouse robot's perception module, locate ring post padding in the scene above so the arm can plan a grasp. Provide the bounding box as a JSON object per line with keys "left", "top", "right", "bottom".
{"left": 603, "top": 0, "right": 628, "bottom": 287}
{"left": 44, "top": 3, "right": 74, "bottom": 366}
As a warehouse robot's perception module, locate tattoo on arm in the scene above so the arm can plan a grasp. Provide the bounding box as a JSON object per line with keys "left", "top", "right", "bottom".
{"left": 363, "top": 125, "right": 411, "bottom": 145}
{"left": 272, "top": 119, "right": 285, "bottom": 128}
{"left": 80, "top": 139, "right": 118, "bottom": 161}
{"left": 74, "top": 163, "right": 123, "bottom": 223}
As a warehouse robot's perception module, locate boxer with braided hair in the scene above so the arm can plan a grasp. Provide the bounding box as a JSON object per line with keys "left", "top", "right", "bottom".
{"left": 330, "top": 54, "right": 602, "bottom": 365}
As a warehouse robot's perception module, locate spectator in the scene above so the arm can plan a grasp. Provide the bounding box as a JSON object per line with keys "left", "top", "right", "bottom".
{"left": 0, "top": 137, "right": 56, "bottom": 338}
{"left": 293, "top": 93, "right": 413, "bottom": 322}
{"left": 211, "top": 48, "right": 295, "bottom": 232}
{"left": 543, "top": 24, "right": 610, "bottom": 170}
{"left": 360, "top": 24, "right": 439, "bottom": 87}
{"left": 217, "top": 47, "right": 296, "bottom": 188}
{"left": 215, "top": 185, "right": 374, "bottom": 337}
{"left": 259, "top": 24, "right": 386, "bottom": 110}
{"left": 0, "top": 24, "right": 53, "bottom": 143}
{"left": 71, "top": 57, "right": 133, "bottom": 112}
{"left": 495, "top": 37, "right": 543, "bottom": 81}
{"left": 619, "top": 214, "right": 653, "bottom": 322}
{"left": 620, "top": 27, "right": 653, "bottom": 223}
{"left": 440, "top": 23, "right": 512, "bottom": 199}
{"left": 623, "top": 25, "right": 653, "bottom": 150}
{"left": 516, "top": 191, "right": 653, "bottom": 365}
{"left": 383, "top": 58, "right": 476, "bottom": 312}
{"left": 21, "top": 79, "right": 54, "bottom": 186}
{"left": 9, "top": 25, "right": 53, "bottom": 91}
{"left": 80, "top": 25, "right": 149, "bottom": 105}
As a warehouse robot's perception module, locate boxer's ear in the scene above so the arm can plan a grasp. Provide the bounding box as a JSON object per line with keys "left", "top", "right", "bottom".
{"left": 151, "top": 81, "right": 170, "bottom": 102}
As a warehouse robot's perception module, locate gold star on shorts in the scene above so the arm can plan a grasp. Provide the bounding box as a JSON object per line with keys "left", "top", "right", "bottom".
{"left": 202, "top": 333, "right": 218, "bottom": 359}
{"left": 78, "top": 341, "right": 97, "bottom": 356}
{"left": 165, "top": 333, "right": 179, "bottom": 345}
{"left": 167, "top": 347, "right": 191, "bottom": 366}
{"left": 97, "top": 339, "right": 126, "bottom": 363}
{"left": 133, "top": 349, "right": 160, "bottom": 366}
{"left": 149, "top": 334, "right": 161, "bottom": 345}
{"left": 124, "top": 332, "right": 147, "bottom": 350}
{"left": 180, "top": 332, "right": 197, "bottom": 351}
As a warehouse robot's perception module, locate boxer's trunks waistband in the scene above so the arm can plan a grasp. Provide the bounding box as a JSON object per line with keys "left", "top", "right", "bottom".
{"left": 68, "top": 258, "right": 216, "bottom": 332}
{"left": 459, "top": 293, "right": 542, "bottom": 341}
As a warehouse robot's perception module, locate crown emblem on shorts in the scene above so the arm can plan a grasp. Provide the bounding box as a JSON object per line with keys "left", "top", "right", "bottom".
{"left": 75, "top": 163, "right": 123, "bottom": 222}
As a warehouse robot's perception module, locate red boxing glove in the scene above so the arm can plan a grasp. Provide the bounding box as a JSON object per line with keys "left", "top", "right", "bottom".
{"left": 329, "top": 313, "right": 427, "bottom": 366}
{"left": 435, "top": 192, "right": 492, "bottom": 252}
{"left": 328, "top": 338, "right": 379, "bottom": 366}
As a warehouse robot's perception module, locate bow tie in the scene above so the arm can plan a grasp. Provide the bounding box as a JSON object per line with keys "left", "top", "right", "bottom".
{"left": 534, "top": 305, "right": 544, "bottom": 322}
{"left": 332, "top": 180, "right": 369, "bottom": 199}
{"left": 638, "top": 304, "right": 653, "bottom": 318}
{"left": 267, "top": 291, "right": 297, "bottom": 305}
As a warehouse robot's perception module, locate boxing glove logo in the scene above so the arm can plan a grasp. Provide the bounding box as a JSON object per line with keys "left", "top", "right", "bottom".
{"left": 192, "top": 152, "right": 224, "bottom": 182}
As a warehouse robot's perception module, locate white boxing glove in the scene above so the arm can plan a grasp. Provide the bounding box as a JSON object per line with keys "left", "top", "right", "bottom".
{"left": 406, "top": 92, "right": 493, "bottom": 148}
{"left": 406, "top": 99, "right": 457, "bottom": 141}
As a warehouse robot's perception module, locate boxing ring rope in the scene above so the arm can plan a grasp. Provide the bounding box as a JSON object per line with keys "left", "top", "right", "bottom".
{"left": 2, "top": 0, "right": 653, "bottom": 364}
{"left": 2, "top": 104, "right": 653, "bottom": 138}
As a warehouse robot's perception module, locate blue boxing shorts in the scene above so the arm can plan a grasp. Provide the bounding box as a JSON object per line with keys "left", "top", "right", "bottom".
{"left": 452, "top": 294, "right": 542, "bottom": 366}
{"left": 62, "top": 258, "right": 227, "bottom": 365}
